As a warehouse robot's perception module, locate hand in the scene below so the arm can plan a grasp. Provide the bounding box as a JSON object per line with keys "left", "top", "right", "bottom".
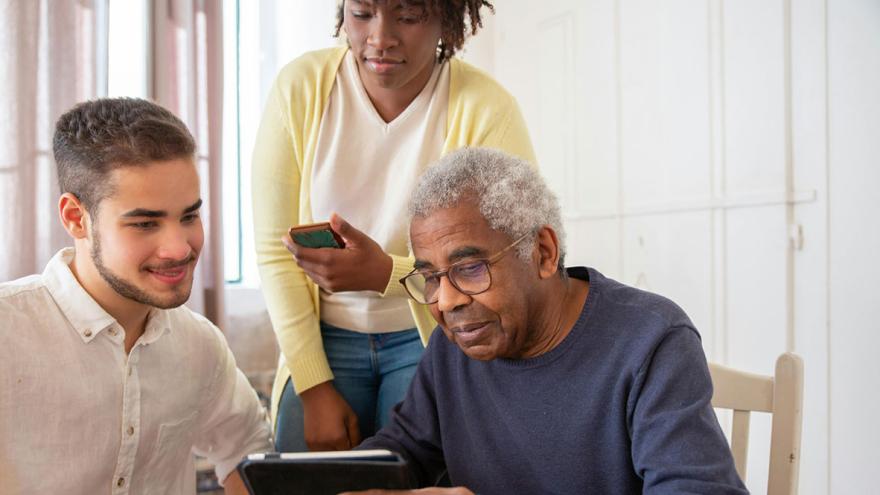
{"left": 300, "top": 381, "right": 362, "bottom": 451}
{"left": 339, "top": 488, "right": 474, "bottom": 495}
{"left": 283, "top": 213, "right": 393, "bottom": 293}
{"left": 222, "top": 470, "right": 248, "bottom": 495}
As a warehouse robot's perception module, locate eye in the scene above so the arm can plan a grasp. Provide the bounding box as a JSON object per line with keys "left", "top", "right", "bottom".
{"left": 129, "top": 221, "right": 158, "bottom": 230}
{"left": 182, "top": 213, "right": 200, "bottom": 224}
{"left": 453, "top": 262, "right": 487, "bottom": 280}
{"left": 350, "top": 10, "right": 371, "bottom": 20}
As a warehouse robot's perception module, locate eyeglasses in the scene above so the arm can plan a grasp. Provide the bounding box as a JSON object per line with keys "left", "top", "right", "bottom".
{"left": 399, "top": 233, "right": 531, "bottom": 305}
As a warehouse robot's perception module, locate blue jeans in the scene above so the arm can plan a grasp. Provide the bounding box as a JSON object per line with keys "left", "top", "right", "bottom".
{"left": 275, "top": 322, "right": 424, "bottom": 452}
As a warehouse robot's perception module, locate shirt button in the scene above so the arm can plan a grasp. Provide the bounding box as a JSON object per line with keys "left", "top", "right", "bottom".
{"left": 116, "top": 477, "right": 125, "bottom": 487}
{"left": 83, "top": 330, "right": 92, "bottom": 338}
{"left": 109, "top": 328, "right": 117, "bottom": 336}
{"left": 127, "top": 426, "right": 135, "bottom": 436}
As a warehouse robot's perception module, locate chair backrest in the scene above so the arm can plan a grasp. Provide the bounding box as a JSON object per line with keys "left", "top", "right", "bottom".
{"left": 708, "top": 353, "right": 804, "bottom": 495}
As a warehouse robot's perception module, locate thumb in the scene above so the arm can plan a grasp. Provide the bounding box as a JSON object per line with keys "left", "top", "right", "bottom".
{"left": 330, "top": 213, "right": 365, "bottom": 245}
{"left": 345, "top": 411, "right": 362, "bottom": 448}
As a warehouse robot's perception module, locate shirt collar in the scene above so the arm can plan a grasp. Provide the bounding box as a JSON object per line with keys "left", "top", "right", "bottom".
{"left": 42, "top": 248, "right": 173, "bottom": 344}
{"left": 141, "top": 308, "right": 172, "bottom": 345}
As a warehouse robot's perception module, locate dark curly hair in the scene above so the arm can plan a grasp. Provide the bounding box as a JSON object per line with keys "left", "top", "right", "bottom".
{"left": 334, "top": 0, "right": 495, "bottom": 62}
{"left": 53, "top": 98, "right": 196, "bottom": 213}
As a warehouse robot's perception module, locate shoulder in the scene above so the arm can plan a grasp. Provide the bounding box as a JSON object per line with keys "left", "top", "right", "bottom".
{"left": 272, "top": 46, "right": 347, "bottom": 95}
{"left": 576, "top": 268, "right": 702, "bottom": 374}
{"left": 449, "top": 58, "right": 520, "bottom": 111}
{"left": 0, "top": 275, "right": 48, "bottom": 314}
{"left": 589, "top": 268, "right": 695, "bottom": 335}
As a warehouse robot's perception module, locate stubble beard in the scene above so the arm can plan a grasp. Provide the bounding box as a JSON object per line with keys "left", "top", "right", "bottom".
{"left": 90, "top": 230, "right": 194, "bottom": 310}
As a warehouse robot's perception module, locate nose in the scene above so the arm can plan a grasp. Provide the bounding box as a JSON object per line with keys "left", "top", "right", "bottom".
{"left": 156, "top": 225, "right": 193, "bottom": 261}
{"left": 435, "top": 275, "right": 471, "bottom": 313}
{"left": 367, "top": 14, "right": 399, "bottom": 52}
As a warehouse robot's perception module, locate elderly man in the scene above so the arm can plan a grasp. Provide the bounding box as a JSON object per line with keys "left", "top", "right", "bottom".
{"left": 348, "top": 148, "right": 747, "bottom": 494}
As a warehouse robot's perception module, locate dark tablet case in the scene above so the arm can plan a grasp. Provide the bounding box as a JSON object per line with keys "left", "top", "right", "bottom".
{"left": 237, "top": 453, "right": 414, "bottom": 495}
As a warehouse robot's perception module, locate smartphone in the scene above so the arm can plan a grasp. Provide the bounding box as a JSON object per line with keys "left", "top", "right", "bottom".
{"left": 288, "top": 222, "right": 345, "bottom": 249}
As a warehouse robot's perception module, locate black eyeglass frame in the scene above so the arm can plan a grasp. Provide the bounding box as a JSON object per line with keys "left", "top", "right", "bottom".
{"left": 399, "top": 232, "right": 532, "bottom": 305}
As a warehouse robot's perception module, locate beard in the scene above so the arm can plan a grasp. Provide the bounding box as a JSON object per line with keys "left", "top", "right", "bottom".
{"left": 90, "top": 230, "right": 195, "bottom": 309}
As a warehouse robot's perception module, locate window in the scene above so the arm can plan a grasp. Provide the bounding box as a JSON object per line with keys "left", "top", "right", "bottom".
{"left": 107, "top": 0, "right": 339, "bottom": 286}
{"left": 106, "top": 0, "right": 149, "bottom": 98}
{"left": 222, "top": 0, "right": 338, "bottom": 285}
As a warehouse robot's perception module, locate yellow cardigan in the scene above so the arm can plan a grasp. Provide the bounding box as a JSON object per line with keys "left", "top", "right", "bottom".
{"left": 252, "top": 46, "right": 536, "bottom": 424}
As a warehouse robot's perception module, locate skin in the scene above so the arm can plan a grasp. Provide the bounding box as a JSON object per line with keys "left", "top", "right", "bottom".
{"left": 281, "top": 0, "right": 444, "bottom": 452}
{"left": 343, "top": 0, "right": 443, "bottom": 122}
{"left": 342, "top": 200, "right": 589, "bottom": 493}
{"left": 60, "top": 158, "right": 203, "bottom": 353}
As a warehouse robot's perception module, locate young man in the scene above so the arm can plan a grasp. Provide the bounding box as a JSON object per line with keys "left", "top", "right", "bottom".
{"left": 346, "top": 148, "right": 747, "bottom": 494}
{"left": 0, "top": 98, "right": 272, "bottom": 494}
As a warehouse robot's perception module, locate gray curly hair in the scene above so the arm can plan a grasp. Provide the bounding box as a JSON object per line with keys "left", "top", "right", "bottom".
{"left": 409, "top": 147, "right": 566, "bottom": 267}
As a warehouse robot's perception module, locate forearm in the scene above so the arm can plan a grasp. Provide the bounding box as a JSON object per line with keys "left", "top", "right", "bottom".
{"left": 252, "top": 84, "right": 334, "bottom": 392}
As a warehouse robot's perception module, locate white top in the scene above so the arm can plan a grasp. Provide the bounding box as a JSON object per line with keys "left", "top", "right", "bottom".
{"left": 311, "top": 50, "right": 450, "bottom": 333}
{"left": 0, "top": 248, "right": 273, "bottom": 494}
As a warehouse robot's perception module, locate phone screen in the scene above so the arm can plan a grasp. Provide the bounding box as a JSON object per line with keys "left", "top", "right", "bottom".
{"left": 292, "top": 229, "right": 342, "bottom": 249}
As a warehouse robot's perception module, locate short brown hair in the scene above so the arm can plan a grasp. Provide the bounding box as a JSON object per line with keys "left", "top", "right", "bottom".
{"left": 53, "top": 97, "right": 196, "bottom": 213}
{"left": 335, "top": 0, "right": 495, "bottom": 63}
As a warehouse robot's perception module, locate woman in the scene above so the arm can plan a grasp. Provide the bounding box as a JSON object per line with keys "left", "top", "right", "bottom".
{"left": 252, "top": 0, "right": 535, "bottom": 452}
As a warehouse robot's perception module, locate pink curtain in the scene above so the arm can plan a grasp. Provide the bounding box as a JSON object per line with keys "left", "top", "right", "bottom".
{"left": 150, "top": 0, "right": 226, "bottom": 328}
{"left": 0, "top": 0, "right": 99, "bottom": 281}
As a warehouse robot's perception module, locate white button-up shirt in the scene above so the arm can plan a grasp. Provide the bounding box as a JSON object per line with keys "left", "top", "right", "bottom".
{"left": 0, "top": 249, "right": 273, "bottom": 494}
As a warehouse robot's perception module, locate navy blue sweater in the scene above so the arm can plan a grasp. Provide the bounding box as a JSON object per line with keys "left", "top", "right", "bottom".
{"left": 361, "top": 267, "right": 748, "bottom": 494}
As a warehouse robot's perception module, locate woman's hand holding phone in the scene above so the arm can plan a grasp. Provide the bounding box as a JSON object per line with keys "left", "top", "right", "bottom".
{"left": 282, "top": 213, "right": 393, "bottom": 293}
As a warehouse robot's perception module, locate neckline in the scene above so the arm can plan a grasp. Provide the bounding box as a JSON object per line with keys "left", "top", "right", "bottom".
{"left": 344, "top": 50, "right": 444, "bottom": 130}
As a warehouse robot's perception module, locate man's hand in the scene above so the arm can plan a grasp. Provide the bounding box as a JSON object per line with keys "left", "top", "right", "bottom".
{"left": 283, "top": 213, "right": 393, "bottom": 293}
{"left": 301, "top": 381, "right": 362, "bottom": 451}
{"left": 223, "top": 470, "right": 248, "bottom": 495}
{"left": 339, "top": 488, "right": 474, "bottom": 495}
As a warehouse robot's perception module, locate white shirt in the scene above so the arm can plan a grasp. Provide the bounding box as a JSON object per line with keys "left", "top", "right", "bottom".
{"left": 0, "top": 248, "right": 273, "bottom": 494}
{"left": 311, "top": 50, "right": 450, "bottom": 333}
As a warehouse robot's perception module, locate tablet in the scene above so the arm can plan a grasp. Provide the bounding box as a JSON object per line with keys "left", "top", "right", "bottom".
{"left": 237, "top": 449, "right": 414, "bottom": 495}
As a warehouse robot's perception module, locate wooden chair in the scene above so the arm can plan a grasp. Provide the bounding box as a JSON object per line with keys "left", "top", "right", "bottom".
{"left": 708, "top": 353, "right": 804, "bottom": 495}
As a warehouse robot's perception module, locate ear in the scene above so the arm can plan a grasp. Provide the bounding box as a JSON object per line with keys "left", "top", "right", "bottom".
{"left": 534, "top": 225, "right": 561, "bottom": 280}
{"left": 58, "top": 193, "right": 90, "bottom": 240}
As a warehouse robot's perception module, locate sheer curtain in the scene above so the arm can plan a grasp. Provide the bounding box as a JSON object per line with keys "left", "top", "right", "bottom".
{"left": 150, "top": 0, "right": 226, "bottom": 327}
{"left": 1, "top": 0, "right": 225, "bottom": 328}
{"left": 0, "top": 0, "right": 99, "bottom": 281}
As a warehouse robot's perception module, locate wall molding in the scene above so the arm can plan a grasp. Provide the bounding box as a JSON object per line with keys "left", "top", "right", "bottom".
{"left": 565, "top": 188, "right": 816, "bottom": 220}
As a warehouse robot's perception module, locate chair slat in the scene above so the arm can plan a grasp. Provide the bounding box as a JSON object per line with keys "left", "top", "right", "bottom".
{"left": 730, "top": 409, "right": 751, "bottom": 480}
{"left": 709, "top": 362, "right": 774, "bottom": 412}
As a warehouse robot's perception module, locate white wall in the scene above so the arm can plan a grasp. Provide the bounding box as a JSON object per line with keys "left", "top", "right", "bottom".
{"left": 827, "top": 0, "right": 880, "bottom": 492}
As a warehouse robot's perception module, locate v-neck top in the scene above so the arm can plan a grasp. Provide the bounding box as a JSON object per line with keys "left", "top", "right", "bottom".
{"left": 310, "top": 51, "right": 450, "bottom": 333}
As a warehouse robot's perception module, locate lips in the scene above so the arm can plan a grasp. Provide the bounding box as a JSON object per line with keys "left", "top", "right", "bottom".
{"left": 365, "top": 57, "right": 404, "bottom": 74}
{"left": 146, "top": 265, "right": 189, "bottom": 285}
{"left": 449, "top": 321, "right": 492, "bottom": 346}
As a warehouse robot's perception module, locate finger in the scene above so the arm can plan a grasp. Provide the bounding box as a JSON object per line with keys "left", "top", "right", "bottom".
{"left": 281, "top": 234, "right": 299, "bottom": 255}
{"left": 346, "top": 412, "right": 362, "bottom": 448}
{"left": 330, "top": 212, "right": 364, "bottom": 245}
{"left": 294, "top": 255, "right": 334, "bottom": 281}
